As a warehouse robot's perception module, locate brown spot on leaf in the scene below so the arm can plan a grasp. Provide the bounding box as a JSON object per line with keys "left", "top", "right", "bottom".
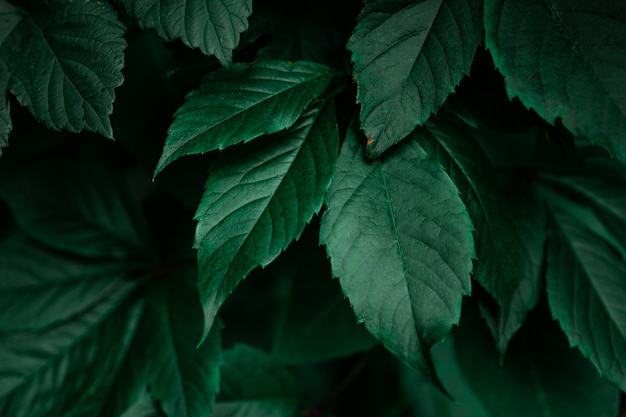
{"left": 366, "top": 136, "right": 374, "bottom": 146}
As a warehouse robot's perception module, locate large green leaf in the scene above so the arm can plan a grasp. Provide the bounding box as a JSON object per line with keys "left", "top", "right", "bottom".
{"left": 154, "top": 60, "right": 336, "bottom": 175}
{"left": 347, "top": 0, "right": 483, "bottom": 159}
{"left": 485, "top": 0, "right": 626, "bottom": 163}
{"left": 0, "top": 280, "right": 143, "bottom": 417}
{"left": 0, "top": 234, "right": 140, "bottom": 333}
{"left": 453, "top": 301, "right": 619, "bottom": 417}
{"left": 0, "top": 0, "right": 126, "bottom": 138}
{"left": 540, "top": 179, "right": 626, "bottom": 390}
{"left": 194, "top": 99, "right": 338, "bottom": 339}
{"left": 415, "top": 116, "right": 546, "bottom": 353}
{"left": 271, "top": 228, "right": 377, "bottom": 364}
{"left": 320, "top": 121, "right": 474, "bottom": 382}
{"left": 0, "top": 160, "right": 155, "bottom": 261}
{"left": 119, "top": 0, "right": 251, "bottom": 67}
{"left": 215, "top": 344, "right": 304, "bottom": 417}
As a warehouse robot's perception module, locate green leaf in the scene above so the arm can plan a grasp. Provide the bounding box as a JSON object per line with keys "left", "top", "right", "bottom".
{"left": 540, "top": 179, "right": 626, "bottom": 390}
{"left": 98, "top": 269, "right": 222, "bottom": 417}
{"left": 194, "top": 99, "right": 338, "bottom": 339}
{"left": 0, "top": 280, "right": 144, "bottom": 417}
{"left": 0, "top": 160, "right": 155, "bottom": 261}
{"left": 485, "top": 0, "right": 626, "bottom": 163}
{"left": 215, "top": 344, "right": 304, "bottom": 417}
{"left": 0, "top": 0, "right": 126, "bottom": 138}
{"left": 271, "top": 229, "right": 377, "bottom": 364}
{"left": 120, "top": 0, "right": 251, "bottom": 67}
{"left": 0, "top": 233, "right": 141, "bottom": 332}
{"left": 138, "top": 271, "right": 223, "bottom": 417}
{"left": 453, "top": 301, "right": 619, "bottom": 417}
{"left": 415, "top": 116, "right": 546, "bottom": 353}
{"left": 320, "top": 120, "right": 474, "bottom": 383}
{"left": 347, "top": 0, "right": 483, "bottom": 159}
{"left": 154, "top": 60, "right": 336, "bottom": 175}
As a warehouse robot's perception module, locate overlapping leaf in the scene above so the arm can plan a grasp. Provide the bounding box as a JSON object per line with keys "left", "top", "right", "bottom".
{"left": 0, "top": 277, "right": 144, "bottom": 417}
{"left": 540, "top": 172, "right": 626, "bottom": 390}
{"left": 120, "top": 0, "right": 252, "bottom": 67}
{"left": 102, "top": 271, "right": 223, "bottom": 417}
{"left": 485, "top": 0, "right": 626, "bottom": 162}
{"left": 194, "top": 99, "right": 338, "bottom": 339}
{"left": 454, "top": 302, "right": 619, "bottom": 417}
{"left": 154, "top": 60, "right": 336, "bottom": 175}
{"left": 320, "top": 121, "right": 474, "bottom": 382}
{"left": 0, "top": 61, "right": 9, "bottom": 154}
{"left": 414, "top": 116, "right": 546, "bottom": 353}
{"left": 0, "top": 234, "right": 140, "bottom": 333}
{"left": 215, "top": 344, "right": 304, "bottom": 417}
{"left": 0, "top": 0, "right": 126, "bottom": 139}
{"left": 347, "top": 0, "right": 483, "bottom": 158}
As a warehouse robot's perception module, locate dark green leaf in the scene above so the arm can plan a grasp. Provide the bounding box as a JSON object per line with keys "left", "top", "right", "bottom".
{"left": 138, "top": 271, "right": 222, "bottom": 417}
{"left": 154, "top": 60, "right": 336, "bottom": 175}
{"left": 415, "top": 116, "right": 546, "bottom": 353}
{"left": 540, "top": 178, "right": 626, "bottom": 390}
{"left": 0, "top": 0, "right": 126, "bottom": 138}
{"left": 485, "top": 0, "right": 626, "bottom": 162}
{"left": 320, "top": 120, "right": 474, "bottom": 383}
{"left": 347, "top": 0, "right": 483, "bottom": 158}
{"left": 454, "top": 301, "right": 619, "bottom": 417}
{"left": 98, "top": 269, "right": 222, "bottom": 417}
{"left": 0, "top": 282, "right": 143, "bottom": 417}
{"left": 0, "top": 160, "right": 155, "bottom": 261}
{"left": 271, "top": 232, "right": 377, "bottom": 364}
{"left": 0, "top": 234, "right": 141, "bottom": 332}
{"left": 120, "top": 0, "right": 251, "bottom": 67}
{"left": 194, "top": 99, "right": 338, "bottom": 339}
{"left": 216, "top": 344, "right": 304, "bottom": 417}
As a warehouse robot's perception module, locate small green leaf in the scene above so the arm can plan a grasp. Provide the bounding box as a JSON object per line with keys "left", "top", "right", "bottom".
{"left": 194, "top": 99, "right": 338, "bottom": 339}
{"left": 454, "top": 301, "right": 619, "bottom": 417}
{"left": 0, "top": 282, "right": 143, "bottom": 417}
{"left": 320, "top": 120, "right": 474, "bottom": 383}
{"left": 415, "top": 116, "right": 546, "bottom": 353}
{"left": 540, "top": 179, "right": 626, "bottom": 390}
{"left": 0, "top": 234, "right": 141, "bottom": 332}
{"left": 155, "top": 60, "right": 336, "bottom": 175}
{"left": 348, "top": 0, "right": 483, "bottom": 158}
{"left": 216, "top": 344, "right": 304, "bottom": 417}
{"left": 485, "top": 0, "right": 626, "bottom": 162}
{"left": 120, "top": 0, "right": 252, "bottom": 67}
{"left": 0, "top": 0, "right": 126, "bottom": 138}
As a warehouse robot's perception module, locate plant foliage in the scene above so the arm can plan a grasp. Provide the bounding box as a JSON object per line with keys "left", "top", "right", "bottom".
{"left": 1, "top": 0, "right": 626, "bottom": 415}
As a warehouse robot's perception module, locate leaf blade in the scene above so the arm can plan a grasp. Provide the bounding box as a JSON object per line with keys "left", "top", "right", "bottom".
{"left": 320, "top": 121, "right": 474, "bottom": 381}
{"left": 120, "top": 0, "right": 252, "bottom": 66}
{"left": 0, "top": 0, "right": 126, "bottom": 138}
{"left": 348, "top": 0, "right": 483, "bottom": 158}
{"left": 155, "top": 60, "right": 336, "bottom": 175}
{"left": 485, "top": 0, "right": 626, "bottom": 162}
{"left": 194, "top": 99, "right": 339, "bottom": 338}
